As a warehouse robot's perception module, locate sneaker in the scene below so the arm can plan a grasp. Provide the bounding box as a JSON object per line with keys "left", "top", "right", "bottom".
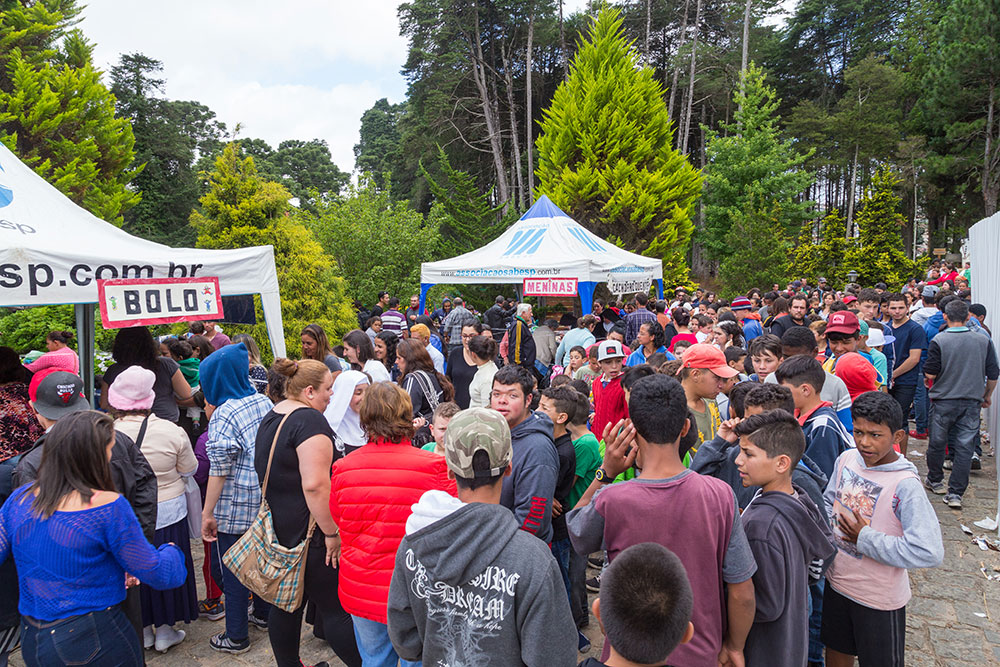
{"left": 909, "top": 430, "right": 928, "bottom": 440}
{"left": 143, "top": 626, "right": 154, "bottom": 650}
{"left": 587, "top": 554, "right": 604, "bottom": 569}
{"left": 924, "top": 478, "right": 946, "bottom": 495}
{"left": 578, "top": 630, "right": 591, "bottom": 653}
{"left": 586, "top": 573, "right": 601, "bottom": 593}
{"left": 943, "top": 459, "right": 953, "bottom": 470}
{"left": 972, "top": 455, "right": 982, "bottom": 470}
{"left": 248, "top": 613, "right": 268, "bottom": 630}
{"left": 210, "top": 632, "right": 250, "bottom": 654}
{"left": 943, "top": 493, "right": 963, "bottom": 509}
{"left": 199, "top": 597, "right": 225, "bottom": 621}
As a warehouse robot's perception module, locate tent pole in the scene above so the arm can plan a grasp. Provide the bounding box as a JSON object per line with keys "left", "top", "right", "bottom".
{"left": 74, "top": 303, "right": 95, "bottom": 408}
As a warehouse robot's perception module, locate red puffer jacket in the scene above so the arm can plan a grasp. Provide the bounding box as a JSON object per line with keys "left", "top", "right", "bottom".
{"left": 329, "top": 439, "right": 456, "bottom": 623}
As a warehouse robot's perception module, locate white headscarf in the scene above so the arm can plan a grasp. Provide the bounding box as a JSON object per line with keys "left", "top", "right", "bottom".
{"left": 324, "top": 370, "right": 369, "bottom": 449}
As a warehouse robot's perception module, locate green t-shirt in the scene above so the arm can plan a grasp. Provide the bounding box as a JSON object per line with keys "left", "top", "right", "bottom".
{"left": 594, "top": 440, "right": 691, "bottom": 485}
{"left": 568, "top": 433, "right": 602, "bottom": 508}
{"left": 421, "top": 442, "right": 438, "bottom": 453}
{"left": 690, "top": 398, "right": 721, "bottom": 454}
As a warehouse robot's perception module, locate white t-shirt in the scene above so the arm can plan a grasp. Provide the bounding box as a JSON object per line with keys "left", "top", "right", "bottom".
{"left": 364, "top": 359, "right": 392, "bottom": 383}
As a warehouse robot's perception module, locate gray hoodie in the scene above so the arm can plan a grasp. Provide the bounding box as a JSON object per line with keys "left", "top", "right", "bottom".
{"left": 387, "top": 491, "right": 577, "bottom": 667}
{"left": 500, "top": 412, "right": 559, "bottom": 543}
{"left": 742, "top": 487, "right": 837, "bottom": 667}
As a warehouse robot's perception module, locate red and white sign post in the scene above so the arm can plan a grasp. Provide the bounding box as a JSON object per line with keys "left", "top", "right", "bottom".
{"left": 97, "top": 277, "right": 224, "bottom": 328}
{"left": 523, "top": 277, "right": 578, "bottom": 297}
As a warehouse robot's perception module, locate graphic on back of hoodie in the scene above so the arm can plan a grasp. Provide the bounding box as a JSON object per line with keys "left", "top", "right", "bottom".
{"left": 401, "top": 550, "right": 518, "bottom": 664}
{"left": 831, "top": 466, "right": 881, "bottom": 559}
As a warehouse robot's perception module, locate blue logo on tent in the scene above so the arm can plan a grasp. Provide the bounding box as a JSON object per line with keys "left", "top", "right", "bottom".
{"left": 502, "top": 228, "right": 547, "bottom": 256}
{"left": 568, "top": 227, "right": 606, "bottom": 253}
{"left": 0, "top": 161, "right": 11, "bottom": 209}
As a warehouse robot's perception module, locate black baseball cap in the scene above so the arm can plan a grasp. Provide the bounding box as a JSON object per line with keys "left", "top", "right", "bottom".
{"left": 29, "top": 371, "right": 89, "bottom": 420}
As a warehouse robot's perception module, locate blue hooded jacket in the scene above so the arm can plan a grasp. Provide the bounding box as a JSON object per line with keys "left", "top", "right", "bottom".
{"left": 199, "top": 342, "right": 255, "bottom": 406}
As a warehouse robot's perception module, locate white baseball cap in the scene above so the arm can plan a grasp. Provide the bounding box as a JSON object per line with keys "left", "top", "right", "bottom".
{"left": 598, "top": 340, "right": 625, "bottom": 361}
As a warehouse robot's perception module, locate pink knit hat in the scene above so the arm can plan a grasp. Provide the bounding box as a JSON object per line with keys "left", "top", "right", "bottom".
{"left": 108, "top": 365, "right": 156, "bottom": 411}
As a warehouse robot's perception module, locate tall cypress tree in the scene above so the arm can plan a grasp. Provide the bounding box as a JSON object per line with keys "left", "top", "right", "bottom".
{"left": 534, "top": 5, "right": 702, "bottom": 284}
{"left": 0, "top": 1, "right": 140, "bottom": 224}
{"left": 702, "top": 64, "right": 814, "bottom": 265}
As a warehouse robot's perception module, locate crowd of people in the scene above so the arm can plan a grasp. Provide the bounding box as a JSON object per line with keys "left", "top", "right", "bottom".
{"left": 0, "top": 256, "right": 988, "bottom": 667}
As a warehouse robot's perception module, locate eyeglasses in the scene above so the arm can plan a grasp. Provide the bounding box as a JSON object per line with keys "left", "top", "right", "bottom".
{"left": 461, "top": 333, "right": 477, "bottom": 339}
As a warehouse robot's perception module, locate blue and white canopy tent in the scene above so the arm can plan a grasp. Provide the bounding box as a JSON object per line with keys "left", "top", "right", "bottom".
{"left": 419, "top": 195, "right": 664, "bottom": 313}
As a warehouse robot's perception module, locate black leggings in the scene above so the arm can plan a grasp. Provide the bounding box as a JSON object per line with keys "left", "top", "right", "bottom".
{"left": 268, "top": 540, "right": 362, "bottom": 667}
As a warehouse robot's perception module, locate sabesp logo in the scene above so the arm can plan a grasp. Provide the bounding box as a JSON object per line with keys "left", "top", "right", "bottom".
{"left": 0, "top": 160, "right": 12, "bottom": 209}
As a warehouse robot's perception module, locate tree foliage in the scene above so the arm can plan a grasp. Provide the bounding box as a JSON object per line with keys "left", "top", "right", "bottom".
{"left": 718, "top": 198, "right": 792, "bottom": 296}
{"left": 240, "top": 138, "right": 349, "bottom": 212}
{"left": 702, "top": 63, "right": 813, "bottom": 266}
{"left": 535, "top": 6, "right": 702, "bottom": 284}
{"left": 790, "top": 210, "right": 852, "bottom": 286}
{"left": 191, "top": 144, "right": 356, "bottom": 358}
{"left": 110, "top": 53, "right": 227, "bottom": 245}
{"left": 0, "top": 0, "right": 139, "bottom": 223}
{"left": 355, "top": 98, "right": 405, "bottom": 191}
{"left": 312, "top": 175, "right": 440, "bottom": 307}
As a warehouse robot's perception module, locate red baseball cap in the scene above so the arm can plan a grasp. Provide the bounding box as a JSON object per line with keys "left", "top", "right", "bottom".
{"left": 680, "top": 344, "right": 740, "bottom": 378}
{"left": 826, "top": 310, "right": 860, "bottom": 335}
{"left": 842, "top": 294, "right": 857, "bottom": 305}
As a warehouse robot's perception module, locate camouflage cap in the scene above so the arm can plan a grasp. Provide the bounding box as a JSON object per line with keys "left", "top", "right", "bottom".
{"left": 443, "top": 408, "right": 512, "bottom": 478}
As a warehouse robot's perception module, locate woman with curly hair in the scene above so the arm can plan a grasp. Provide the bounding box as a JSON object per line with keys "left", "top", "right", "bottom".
{"left": 374, "top": 331, "right": 399, "bottom": 381}
{"left": 626, "top": 321, "right": 673, "bottom": 367}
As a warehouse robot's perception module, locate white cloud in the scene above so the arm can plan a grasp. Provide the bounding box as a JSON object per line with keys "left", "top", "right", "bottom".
{"left": 81, "top": 0, "right": 410, "bottom": 172}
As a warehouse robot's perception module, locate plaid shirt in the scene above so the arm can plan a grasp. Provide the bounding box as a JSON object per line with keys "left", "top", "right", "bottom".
{"left": 206, "top": 393, "right": 274, "bottom": 534}
{"left": 625, "top": 308, "right": 657, "bottom": 346}
{"left": 441, "top": 305, "right": 477, "bottom": 345}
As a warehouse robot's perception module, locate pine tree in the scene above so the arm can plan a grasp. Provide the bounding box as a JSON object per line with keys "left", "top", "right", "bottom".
{"left": 791, "top": 211, "right": 852, "bottom": 286}
{"left": 191, "top": 144, "right": 356, "bottom": 358}
{"left": 421, "top": 146, "right": 509, "bottom": 258}
{"left": 0, "top": 2, "right": 140, "bottom": 224}
{"left": 534, "top": 5, "right": 702, "bottom": 284}
{"left": 702, "top": 63, "right": 814, "bottom": 265}
{"left": 718, "top": 197, "right": 792, "bottom": 296}
{"left": 843, "top": 167, "right": 923, "bottom": 288}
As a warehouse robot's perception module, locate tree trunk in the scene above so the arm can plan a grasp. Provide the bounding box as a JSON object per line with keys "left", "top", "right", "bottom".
{"left": 469, "top": 2, "right": 510, "bottom": 209}
{"left": 502, "top": 44, "right": 526, "bottom": 211}
{"left": 846, "top": 143, "right": 859, "bottom": 238}
{"left": 645, "top": 0, "right": 652, "bottom": 63}
{"left": 558, "top": 0, "right": 568, "bottom": 78}
{"left": 738, "top": 0, "right": 751, "bottom": 119}
{"left": 526, "top": 3, "right": 536, "bottom": 203}
{"left": 984, "top": 80, "right": 999, "bottom": 215}
{"left": 680, "top": 0, "right": 703, "bottom": 155}
{"left": 668, "top": 0, "right": 691, "bottom": 124}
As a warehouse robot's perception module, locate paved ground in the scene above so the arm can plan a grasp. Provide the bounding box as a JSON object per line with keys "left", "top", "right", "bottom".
{"left": 10, "top": 428, "right": 1000, "bottom": 666}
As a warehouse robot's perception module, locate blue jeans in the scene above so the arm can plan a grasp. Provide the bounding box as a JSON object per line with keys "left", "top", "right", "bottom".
{"left": 21, "top": 605, "right": 141, "bottom": 666}
{"left": 927, "top": 398, "right": 982, "bottom": 496}
{"left": 550, "top": 538, "right": 571, "bottom": 603}
{"left": 807, "top": 579, "right": 825, "bottom": 664}
{"left": 210, "top": 531, "right": 271, "bottom": 640}
{"left": 352, "top": 615, "right": 420, "bottom": 667}
{"left": 914, "top": 373, "right": 928, "bottom": 433}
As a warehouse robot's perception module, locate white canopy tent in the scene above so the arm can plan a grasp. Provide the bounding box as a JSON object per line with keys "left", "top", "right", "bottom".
{"left": 0, "top": 142, "right": 286, "bottom": 401}
{"left": 969, "top": 212, "right": 1000, "bottom": 531}
{"left": 419, "top": 195, "right": 664, "bottom": 312}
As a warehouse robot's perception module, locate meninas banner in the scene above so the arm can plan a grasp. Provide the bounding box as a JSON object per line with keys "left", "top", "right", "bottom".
{"left": 98, "top": 277, "right": 224, "bottom": 329}
{"left": 523, "top": 277, "right": 578, "bottom": 297}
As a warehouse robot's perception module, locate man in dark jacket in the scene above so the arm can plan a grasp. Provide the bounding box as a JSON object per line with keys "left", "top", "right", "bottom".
{"left": 507, "top": 303, "right": 537, "bottom": 374}
{"left": 386, "top": 408, "right": 576, "bottom": 666}
{"left": 484, "top": 295, "right": 514, "bottom": 342}
{"left": 12, "top": 371, "right": 158, "bottom": 647}
{"left": 769, "top": 293, "right": 809, "bottom": 340}
{"left": 491, "top": 365, "right": 558, "bottom": 543}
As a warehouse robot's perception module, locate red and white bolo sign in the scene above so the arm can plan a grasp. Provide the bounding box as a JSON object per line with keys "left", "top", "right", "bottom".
{"left": 523, "top": 277, "right": 578, "bottom": 297}
{"left": 97, "top": 277, "right": 224, "bottom": 328}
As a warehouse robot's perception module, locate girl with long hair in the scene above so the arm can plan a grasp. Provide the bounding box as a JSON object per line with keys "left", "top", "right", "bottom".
{"left": 395, "top": 338, "right": 454, "bottom": 428}
{"left": 374, "top": 331, "right": 399, "bottom": 381}
{"left": 342, "top": 330, "right": 391, "bottom": 383}
{"left": 301, "top": 324, "right": 340, "bottom": 374}
{"left": 100, "top": 327, "right": 194, "bottom": 422}
{"left": 0, "top": 411, "right": 185, "bottom": 666}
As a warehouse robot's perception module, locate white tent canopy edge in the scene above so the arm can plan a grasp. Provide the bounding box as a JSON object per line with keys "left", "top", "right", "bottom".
{"left": 0, "top": 142, "right": 286, "bottom": 401}
{"left": 419, "top": 195, "right": 665, "bottom": 313}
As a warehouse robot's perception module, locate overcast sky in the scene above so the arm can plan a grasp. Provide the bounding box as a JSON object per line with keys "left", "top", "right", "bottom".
{"left": 82, "top": 1, "right": 789, "bottom": 174}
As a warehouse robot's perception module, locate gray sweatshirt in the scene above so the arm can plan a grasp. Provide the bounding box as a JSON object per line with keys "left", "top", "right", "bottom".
{"left": 500, "top": 412, "right": 559, "bottom": 543}
{"left": 387, "top": 491, "right": 577, "bottom": 667}
{"left": 924, "top": 326, "right": 1000, "bottom": 401}
{"left": 823, "top": 451, "right": 943, "bottom": 570}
